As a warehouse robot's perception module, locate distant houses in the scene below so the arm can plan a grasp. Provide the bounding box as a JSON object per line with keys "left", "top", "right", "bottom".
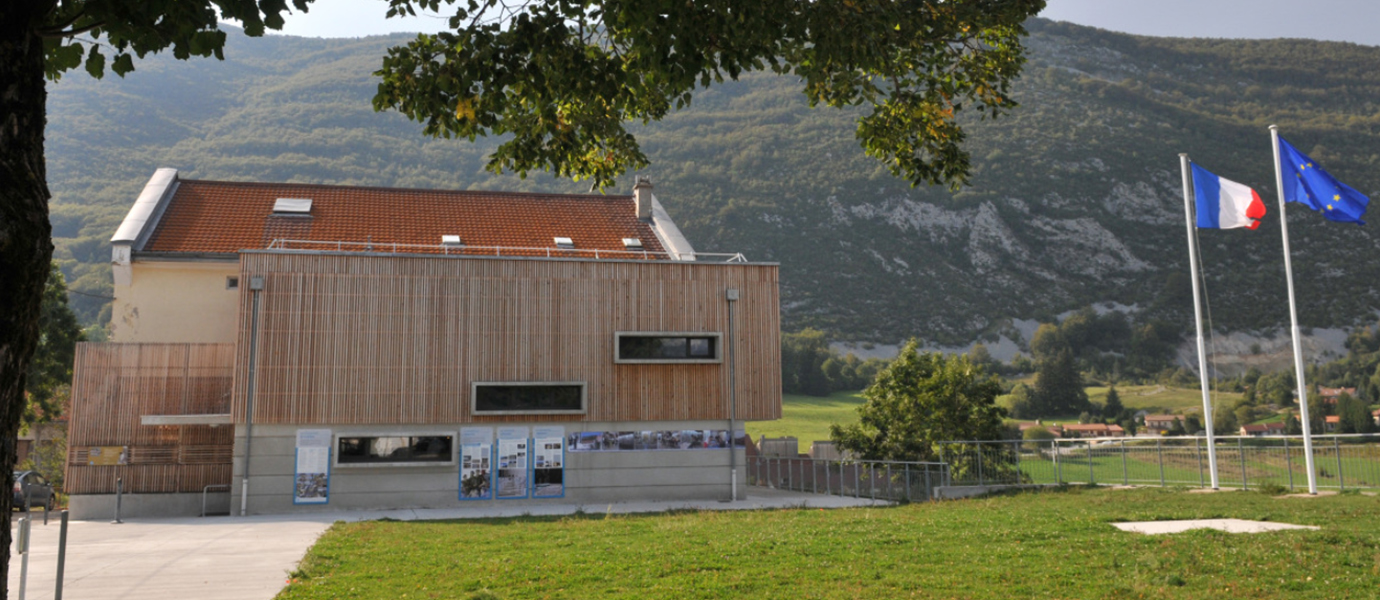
{"left": 1318, "top": 387, "right": 1357, "bottom": 404}
{"left": 1142, "top": 414, "right": 1183, "bottom": 432}
{"left": 1239, "top": 422, "right": 1286, "bottom": 437}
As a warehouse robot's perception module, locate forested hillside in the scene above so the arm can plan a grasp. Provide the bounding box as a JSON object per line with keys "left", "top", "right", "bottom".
{"left": 47, "top": 19, "right": 1380, "bottom": 346}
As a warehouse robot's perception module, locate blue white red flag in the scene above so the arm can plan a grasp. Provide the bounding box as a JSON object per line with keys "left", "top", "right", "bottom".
{"left": 1191, "top": 163, "right": 1265, "bottom": 229}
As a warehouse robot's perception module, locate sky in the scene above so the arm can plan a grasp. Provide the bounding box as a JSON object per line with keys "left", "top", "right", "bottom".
{"left": 270, "top": 0, "right": 1380, "bottom": 46}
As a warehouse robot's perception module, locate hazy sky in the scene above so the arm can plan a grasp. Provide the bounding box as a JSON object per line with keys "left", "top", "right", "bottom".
{"left": 272, "top": 0, "right": 1380, "bottom": 46}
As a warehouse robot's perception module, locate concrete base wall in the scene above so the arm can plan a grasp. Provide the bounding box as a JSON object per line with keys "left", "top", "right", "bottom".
{"left": 68, "top": 492, "right": 230, "bottom": 520}
{"left": 230, "top": 422, "right": 746, "bottom": 516}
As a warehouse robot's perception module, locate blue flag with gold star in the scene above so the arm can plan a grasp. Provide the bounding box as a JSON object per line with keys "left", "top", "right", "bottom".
{"left": 1278, "top": 136, "right": 1370, "bottom": 225}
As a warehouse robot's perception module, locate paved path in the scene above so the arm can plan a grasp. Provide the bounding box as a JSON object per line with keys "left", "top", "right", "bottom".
{"left": 8, "top": 489, "right": 885, "bottom": 600}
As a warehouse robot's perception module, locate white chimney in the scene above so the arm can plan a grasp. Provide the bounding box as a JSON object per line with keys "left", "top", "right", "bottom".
{"left": 633, "top": 177, "right": 653, "bottom": 221}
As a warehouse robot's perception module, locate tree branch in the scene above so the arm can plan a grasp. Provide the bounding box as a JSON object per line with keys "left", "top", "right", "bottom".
{"left": 39, "top": 21, "right": 105, "bottom": 39}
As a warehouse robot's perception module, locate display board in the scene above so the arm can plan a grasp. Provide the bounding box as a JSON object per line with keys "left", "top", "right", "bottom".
{"left": 459, "top": 427, "right": 494, "bottom": 500}
{"left": 566, "top": 429, "right": 746, "bottom": 452}
{"left": 496, "top": 426, "right": 530, "bottom": 499}
{"left": 87, "top": 446, "right": 128, "bottom": 466}
{"left": 531, "top": 426, "right": 565, "bottom": 498}
{"left": 294, "top": 429, "right": 332, "bottom": 505}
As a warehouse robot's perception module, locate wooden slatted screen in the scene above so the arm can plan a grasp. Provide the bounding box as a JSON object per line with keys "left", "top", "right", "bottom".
{"left": 233, "top": 252, "right": 782, "bottom": 425}
{"left": 66, "top": 343, "right": 236, "bottom": 495}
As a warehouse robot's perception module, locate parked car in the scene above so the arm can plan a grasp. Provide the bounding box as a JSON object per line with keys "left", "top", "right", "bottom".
{"left": 12, "top": 471, "right": 54, "bottom": 511}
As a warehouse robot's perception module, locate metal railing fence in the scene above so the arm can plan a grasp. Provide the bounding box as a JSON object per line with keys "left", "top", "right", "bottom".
{"left": 937, "top": 434, "right": 1380, "bottom": 491}
{"left": 266, "top": 238, "right": 750, "bottom": 263}
{"left": 747, "top": 455, "right": 949, "bottom": 502}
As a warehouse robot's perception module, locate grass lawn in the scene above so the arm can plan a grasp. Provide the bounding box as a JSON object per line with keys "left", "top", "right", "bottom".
{"left": 277, "top": 487, "right": 1380, "bottom": 599}
{"left": 746, "top": 390, "right": 866, "bottom": 447}
{"left": 1085, "top": 384, "right": 1244, "bottom": 414}
{"left": 756, "top": 385, "right": 1245, "bottom": 448}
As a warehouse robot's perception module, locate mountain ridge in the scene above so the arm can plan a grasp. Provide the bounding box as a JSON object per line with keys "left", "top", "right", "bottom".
{"left": 45, "top": 19, "right": 1380, "bottom": 349}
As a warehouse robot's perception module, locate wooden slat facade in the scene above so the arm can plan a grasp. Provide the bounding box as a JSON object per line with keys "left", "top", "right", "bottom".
{"left": 233, "top": 252, "right": 782, "bottom": 425}
{"left": 66, "top": 343, "right": 236, "bottom": 494}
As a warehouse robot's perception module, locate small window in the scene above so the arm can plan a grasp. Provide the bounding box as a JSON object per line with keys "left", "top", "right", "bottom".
{"left": 226, "top": 276, "right": 240, "bottom": 290}
{"left": 554, "top": 237, "right": 575, "bottom": 250}
{"left": 336, "top": 435, "right": 454, "bottom": 466}
{"left": 473, "top": 383, "right": 586, "bottom": 415}
{"left": 615, "top": 332, "right": 722, "bottom": 363}
{"left": 622, "top": 237, "right": 643, "bottom": 249}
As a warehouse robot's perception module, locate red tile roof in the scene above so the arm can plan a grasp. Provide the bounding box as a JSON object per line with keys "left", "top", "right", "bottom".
{"left": 140, "top": 179, "right": 667, "bottom": 256}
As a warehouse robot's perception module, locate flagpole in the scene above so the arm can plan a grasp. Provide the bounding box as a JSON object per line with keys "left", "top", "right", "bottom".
{"left": 1180, "top": 154, "right": 1220, "bottom": 489}
{"left": 1270, "top": 124, "right": 1318, "bottom": 495}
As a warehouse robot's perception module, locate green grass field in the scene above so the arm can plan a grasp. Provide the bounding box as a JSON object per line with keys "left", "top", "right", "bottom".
{"left": 749, "top": 385, "right": 1247, "bottom": 447}
{"left": 745, "top": 390, "right": 866, "bottom": 447}
{"left": 276, "top": 487, "right": 1380, "bottom": 599}
{"left": 1086, "top": 384, "right": 1244, "bottom": 414}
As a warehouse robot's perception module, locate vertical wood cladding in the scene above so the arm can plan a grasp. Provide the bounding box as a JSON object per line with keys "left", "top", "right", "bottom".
{"left": 233, "top": 252, "right": 782, "bottom": 425}
{"left": 66, "top": 343, "right": 236, "bottom": 494}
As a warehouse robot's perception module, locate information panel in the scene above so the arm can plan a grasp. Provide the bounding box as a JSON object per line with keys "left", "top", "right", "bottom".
{"left": 294, "top": 429, "right": 332, "bottom": 505}
{"left": 496, "top": 426, "right": 530, "bottom": 499}
{"left": 459, "top": 427, "right": 494, "bottom": 500}
{"left": 532, "top": 426, "right": 565, "bottom": 498}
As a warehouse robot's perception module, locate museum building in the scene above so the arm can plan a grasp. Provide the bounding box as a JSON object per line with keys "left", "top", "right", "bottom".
{"left": 65, "top": 169, "right": 781, "bottom": 518}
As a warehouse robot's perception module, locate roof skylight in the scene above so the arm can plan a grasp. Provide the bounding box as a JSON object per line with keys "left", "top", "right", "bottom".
{"left": 554, "top": 237, "right": 575, "bottom": 249}
{"left": 622, "top": 238, "right": 644, "bottom": 249}
{"left": 272, "top": 198, "right": 313, "bottom": 215}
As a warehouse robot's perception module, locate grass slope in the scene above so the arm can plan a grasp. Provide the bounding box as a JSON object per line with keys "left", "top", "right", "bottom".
{"left": 277, "top": 487, "right": 1380, "bottom": 599}
{"left": 746, "top": 391, "right": 866, "bottom": 447}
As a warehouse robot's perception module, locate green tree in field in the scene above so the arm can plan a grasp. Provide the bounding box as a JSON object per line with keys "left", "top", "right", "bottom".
{"left": 1183, "top": 414, "right": 1203, "bottom": 435}
{"left": 830, "top": 340, "right": 1006, "bottom": 462}
{"left": 1213, "top": 401, "right": 1239, "bottom": 435}
{"left": 1335, "top": 392, "right": 1376, "bottom": 434}
{"left": 1102, "top": 385, "right": 1123, "bottom": 420}
{"left": 781, "top": 328, "right": 833, "bottom": 396}
{"left": 1032, "top": 348, "right": 1089, "bottom": 417}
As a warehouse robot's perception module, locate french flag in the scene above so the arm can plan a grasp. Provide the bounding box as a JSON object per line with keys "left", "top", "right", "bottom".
{"left": 1191, "top": 163, "right": 1266, "bottom": 229}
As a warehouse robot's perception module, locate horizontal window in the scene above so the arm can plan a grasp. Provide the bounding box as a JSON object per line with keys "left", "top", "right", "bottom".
{"left": 615, "top": 332, "right": 722, "bottom": 363}
{"left": 472, "top": 383, "right": 586, "bottom": 415}
{"left": 337, "top": 435, "right": 454, "bottom": 466}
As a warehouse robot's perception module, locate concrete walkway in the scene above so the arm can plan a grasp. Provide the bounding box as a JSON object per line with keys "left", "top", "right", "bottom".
{"left": 8, "top": 489, "right": 885, "bottom": 600}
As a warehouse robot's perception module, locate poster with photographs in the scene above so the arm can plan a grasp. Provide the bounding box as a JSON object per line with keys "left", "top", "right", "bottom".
{"left": 566, "top": 429, "right": 746, "bottom": 452}
{"left": 532, "top": 426, "right": 565, "bottom": 498}
{"left": 459, "top": 427, "right": 494, "bottom": 501}
{"left": 293, "top": 429, "right": 332, "bottom": 505}
{"left": 496, "top": 426, "right": 529, "bottom": 499}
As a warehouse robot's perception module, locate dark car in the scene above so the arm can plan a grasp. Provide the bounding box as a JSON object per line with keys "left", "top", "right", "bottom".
{"left": 12, "top": 471, "right": 54, "bottom": 511}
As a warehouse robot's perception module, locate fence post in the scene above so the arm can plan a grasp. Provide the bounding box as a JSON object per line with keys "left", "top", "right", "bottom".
{"left": 813, "top": 459, "right": 818, "bottom": 495}
{"left": 1087, "top": 440, "right": 1095, "bottom": 485}
{"left": 1285, "top": 437, "right": 1294, "bottom": 491}
{"left": 1121, "top": 439, "right": 1128, "bottom": 485}
{"left": 1014, "top": 441, "right": 1022, "bottom": 484}
{"left": 1239, "top": 437, "right": 1247, "bottom": 490}
{"left": 977, "top": 444, "right": 985, "bottom": 486}
{"left": 1157, "top": 439, "right": 1165, "bottom": 487}
{"left": 925, "top": 464, "right": 932, "bottom": 501}
{"left": 905, "top": 464, "right": 911, "bottom": 501}
{"left": 1195, "top": 437, "right": 1204, "bottom": 488}
{"left": 1054, "top": 440, "right": 1062, "bottom": 484}
{"left": 1335, "top": 437, "right": 1344, "bottom": 491}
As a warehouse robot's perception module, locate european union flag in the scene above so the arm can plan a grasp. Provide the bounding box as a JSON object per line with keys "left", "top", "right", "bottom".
{"left": 1278, "top": 136, "right": 1370, "bottom": 225}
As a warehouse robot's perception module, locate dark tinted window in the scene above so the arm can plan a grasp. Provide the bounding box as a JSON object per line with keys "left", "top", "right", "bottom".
{"left": 337, "top": 436, "right": 454, "bottom": 464}
{"left": 618, "top": 336, "right": 718, "bottom": 360}
{"left": 474, "top": 385, "right": 583, "bottom": 413}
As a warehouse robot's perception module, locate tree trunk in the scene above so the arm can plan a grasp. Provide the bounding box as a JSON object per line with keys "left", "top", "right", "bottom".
{"left": 0, "top": 3, "right": 56, "bottom": 597}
